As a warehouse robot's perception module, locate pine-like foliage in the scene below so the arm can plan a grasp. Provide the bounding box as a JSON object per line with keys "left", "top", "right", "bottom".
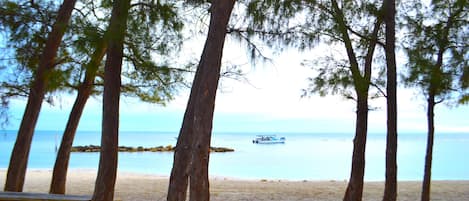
{"left": 402, "top": 0, "right": 468, "bottom": 104}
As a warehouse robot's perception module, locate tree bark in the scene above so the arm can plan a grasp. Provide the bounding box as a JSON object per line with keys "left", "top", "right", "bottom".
{"left": 383, "top": 0, "right": 398, "bottom": 200}
{"left": 50, "top": 39, "right": 107, "bottom": 194}
{"left": 167, "top": 103, "right": 194, "bottom": 201}
{"left": 331, "top": 1, "right": 382, "bottom": 200}
{"left": 421, "top": 93, "right": 435, "bottom": 201}
{"left": 189, "top": 2, "right": 236, "bottom": 201}
{"left": 91, "top": 0, "right": 130, "bottom": 200}
{"left": 420, "top": 4, "right": 461, "bottom": 200}
{"left": 420, "top": 35, "right": 445, "bottom": 201}
{"left": 343, "top": 95, "right": 368, "bottom": 201}
{"left": 4, "top": 0, "right": 77, "bottom": 192}
{"left": 167, "top": 1, "right": 236, "bottom": 201}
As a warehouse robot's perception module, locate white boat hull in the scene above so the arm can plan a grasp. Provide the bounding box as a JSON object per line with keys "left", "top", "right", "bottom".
{"left": 252, "top": 136, "right": 286, "bottom": 144}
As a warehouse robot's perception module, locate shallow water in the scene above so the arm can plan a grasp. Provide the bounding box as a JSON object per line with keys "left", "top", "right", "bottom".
{"left": 1, "top": 131, "right": 468, "bottom": 181}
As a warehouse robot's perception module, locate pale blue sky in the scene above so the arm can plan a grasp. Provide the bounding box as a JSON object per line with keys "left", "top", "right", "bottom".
{"left": 5, "top": 86, "right": 469, "bottom": 134}
{"left": 2, "top": 28, "right": 468, "bottom": 134}
{"left": 4, "top": 46, "right": 469, "bottom": 134}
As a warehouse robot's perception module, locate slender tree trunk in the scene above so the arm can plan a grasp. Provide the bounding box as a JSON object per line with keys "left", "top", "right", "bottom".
{"left": 383, "top": 0, "right": 398, "bottom": 200}
{"left": 421, "top": 93, "right": 435, "bottom": 201}
{"left": 91, "top": 0, "right": 129, "bottom": 200}
{"left": 331, "top": 1, "right": 381, "bottom": 200}
{"left": 419, "top": 4, "right": 460, "bottom": 199}
{"left": 167, "top": 1, "right": 236, "bottom": 200}
{"left": 50, "top": 40, "right": 107, "bottom": 194}
{"left": 4, "top": 0, "right": 77, "bottom": 192}
{"left": 343, "top": 94, "right": 368, "bottom": 201}
{"left": 189, "top": 1, "right": 236, "bottom": 201}
{"left": 420, "top": 35, "right": 445, "bottom": 201}
{"left": 420, "top": 43, "right": 444, "bottom": 201}
{"left": 167, "top": 104, "right": 195, "bottom": 201}
{"left": 50, "top": 85, "right": 91, "bottom": 194}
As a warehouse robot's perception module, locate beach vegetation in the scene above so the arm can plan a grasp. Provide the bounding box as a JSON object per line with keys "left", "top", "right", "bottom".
{"left": 91, "top": 0, "right": 131, "bottom": 200}
{"left": 0, "top": 0, "right": 466, "bottom": 200}
{"left": 167, "top": 1, "right": 236, "bottom": 201}
{"left": 1, "top": 0, "right": 186, "bottom": 196}
{"left": 1, "top": 0, "right": 78, "bottom": 192}
{"left": 51, "top": 0, "right": 185, "bottom": 195}
{"left": 400, "top": 0, "right": 468, "bottom": 200}
{"left": 383, "top": 0, "right": 398, "bottom": 200}
{"left": 240, "top": 1, "right": 387, "bottom": 200}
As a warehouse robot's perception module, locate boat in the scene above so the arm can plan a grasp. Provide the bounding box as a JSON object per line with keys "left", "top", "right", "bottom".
{"left": 252, "top": 135, "right": 286, "bottom": 144}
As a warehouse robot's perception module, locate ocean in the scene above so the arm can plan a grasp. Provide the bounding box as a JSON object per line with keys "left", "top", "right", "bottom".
{"left": 1, "top": 130, "right": 468, "bottom": 181}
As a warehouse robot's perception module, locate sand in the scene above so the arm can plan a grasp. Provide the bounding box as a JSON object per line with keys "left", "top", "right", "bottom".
{"left": 1, "top": 169, "right": 468, "bottom": 201}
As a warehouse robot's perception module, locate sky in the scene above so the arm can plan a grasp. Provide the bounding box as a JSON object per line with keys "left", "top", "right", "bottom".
{"left": 4, "top": 37, "right": 469, "bottom": 134}
{"left": 1, "top": 11, "right": 468, "bottom": 134}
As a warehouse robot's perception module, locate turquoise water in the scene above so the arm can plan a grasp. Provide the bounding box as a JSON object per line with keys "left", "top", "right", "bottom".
{"left": 1, "top": 130, "right": 468, "bottom": 181}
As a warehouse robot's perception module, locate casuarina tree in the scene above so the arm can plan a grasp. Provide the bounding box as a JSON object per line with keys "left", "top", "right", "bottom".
{"left": 167, "top": 1, "right": 236, "bottom": 200}
{"left": 0, "top": 0, "right": 67, "bottom": 123}
{"left": 383, "top": 0, "right": 398, "bottom": 200}
{"left": 50, "top": 0, "right": 184, "bottom": 194}
{"left": 401, "top": 0, "right": 468, "bottom": 200}
{"left": 91, "top": 0, "right": 130, "bottom": 200}
{"left": 236, "top": 1, "right": 386, "bottom": 200}
{"left": 3, "top": 0, "right": 77, "bottom": 192}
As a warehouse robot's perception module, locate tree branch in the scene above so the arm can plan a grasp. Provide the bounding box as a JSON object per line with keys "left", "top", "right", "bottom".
{"left": 345, "top": 25, "right": 386, "bottom": 47}
{"left": 370, "top": 81, "right": 387, "bottom": 98}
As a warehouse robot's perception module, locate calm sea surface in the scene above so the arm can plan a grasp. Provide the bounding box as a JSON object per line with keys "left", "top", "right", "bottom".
{"left": 1, "top": 130, "right": 468, "bottom": 181}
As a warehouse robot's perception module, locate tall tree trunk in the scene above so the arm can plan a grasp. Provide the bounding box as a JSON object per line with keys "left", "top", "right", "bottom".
{"left": 167, "top": 101, "right": 194, "bottom": 201}
{"left": 331, "top": 1, "right": 381, "bottom": 200}
{"left": 343, "top": 94, "right": 368, "bottom": 201}
{"left": 420, "top": 32, "right": 445, "bottom": 201}
{"left": 420, "top": 4, "right": 460, "bottom": 200}
{"left": 420, "top": 37, "right": 445, "bottom": 201}
{"left": 50, "top": 39, "right": 107, "bottom": 194}
{"left": 4, "top": 0, "right": 77, "bottom": 192}
{"left": 383, "top": 0, "right": 398, "bottom": 200}
{"left": 421, "top": 93, "right": 435, "bottom": 201}
{"left": 189, "top": 2, "right": 236, "bottom": 201}
{"left": 167, "top": 1, "right": 236, "bottom": 201}
{"left": 91, "top": 0, "right": 129, "bottom": 200}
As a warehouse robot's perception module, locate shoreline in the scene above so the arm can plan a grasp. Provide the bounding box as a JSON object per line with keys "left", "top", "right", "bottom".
{"left": 2, "top": 168, "right": 467, "bottom": 183}
{"left": 3, "top": 132, "right": 469, "bottom": 182}
{"left": 1, "top": 169, "right": 469, "bottom": 201}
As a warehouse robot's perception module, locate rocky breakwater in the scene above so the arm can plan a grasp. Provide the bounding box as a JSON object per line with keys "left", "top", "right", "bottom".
{"left": 71, "top": 145, "right": 234, "bottom": 153}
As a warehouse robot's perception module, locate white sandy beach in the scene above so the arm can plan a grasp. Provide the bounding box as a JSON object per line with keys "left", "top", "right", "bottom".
{"left": 1, "top": 169, "right": 468, "bottom": 201}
